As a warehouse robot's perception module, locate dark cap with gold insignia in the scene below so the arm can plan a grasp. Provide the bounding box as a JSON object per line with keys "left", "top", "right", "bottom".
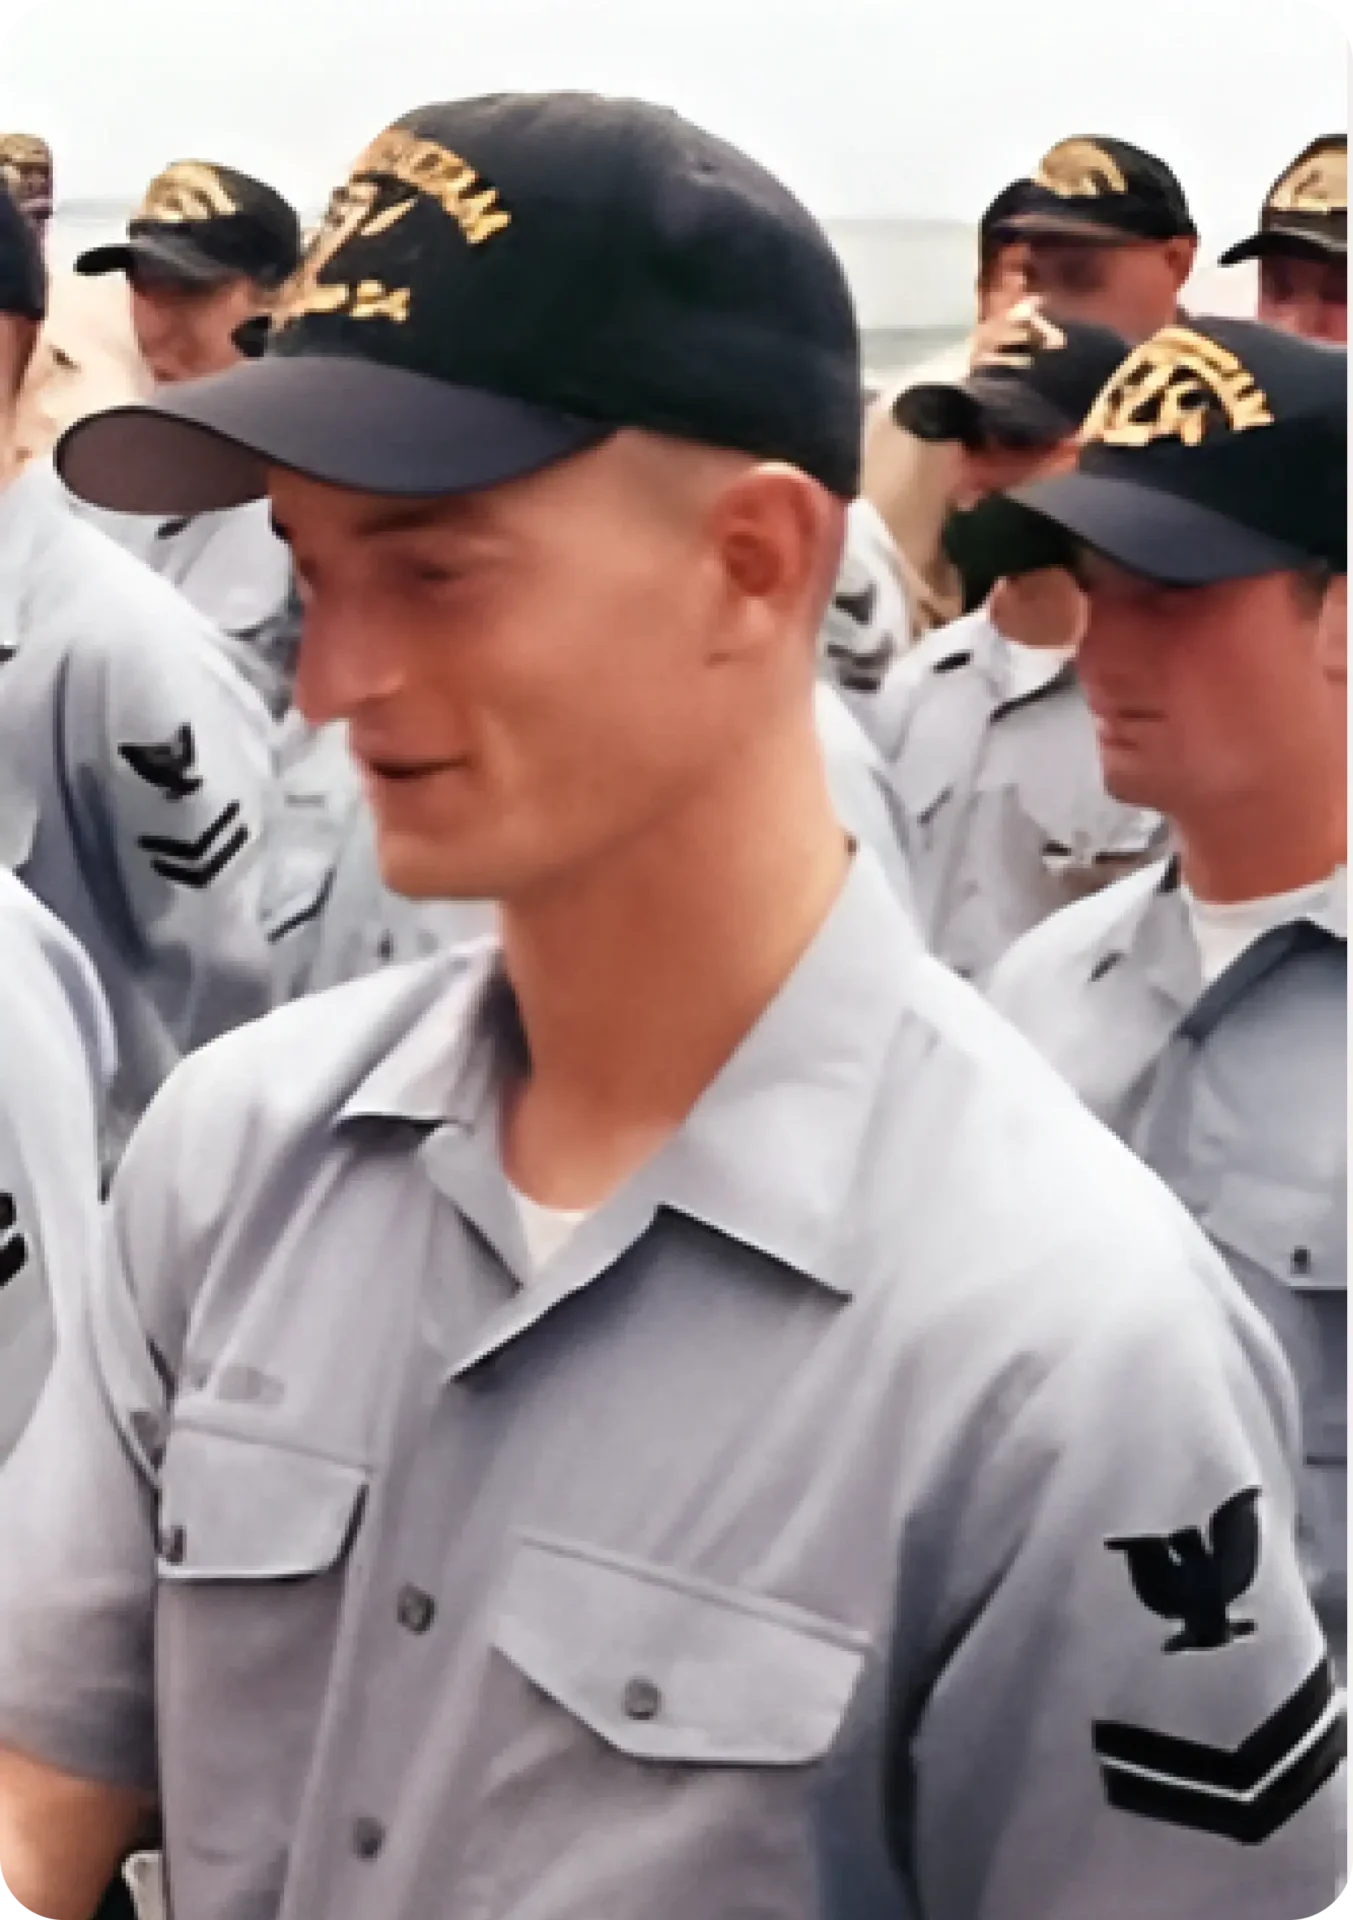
{"left": 1001, "top": 318, "right": 1346, "bottom": 583}
{"left": 0, "top": 134, "right": 53, "bottom": 227}
{"left": 996, "top": 137, "right": 1197, "bottom": 246}
{"left": 0, "top": 183, "right": 46, "bottom": 322}
{"left": 75, "top": 161, "right": 301, "bottom": 290}
{"left": 54, "top": 93, "right": 862, "bottom": 515}
{"left": 895, "top": 301, "right": 1129, "bottom": 449}
{"left": 1220, "top": 136, "right": 1348, "bottom": 266}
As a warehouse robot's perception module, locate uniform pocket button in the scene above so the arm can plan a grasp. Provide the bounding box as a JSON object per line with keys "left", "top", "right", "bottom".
{"left": 622, "top": 1676, "right": 663, "bottom": 1721}
{"left": 1292, "top": 1246, "right": 1313, "bottom": 1277}
{"left": 351, "top": 1815, "right": 386, "bottom": 1860}
{"left": 397, "top": 1585, "right": 436, "bottom": 1635}
{"left": 160, "top": 1525, "right": 186, "bottom": 1566}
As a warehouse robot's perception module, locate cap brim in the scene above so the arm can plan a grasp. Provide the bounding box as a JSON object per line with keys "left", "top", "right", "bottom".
{"left": 75, "top": 234, "right": 238, "bottom": 286}
{"left": 1009, "top": 470, "right": 1312, "bottom": 585}
{"left": 998, "top": 212, "right": 1140, "bottom": 246}
{"left": 56, "top": 354, "right": 614, "bottom": 514}
{"left": 1219, "top": 226, "right": 1348, "bottom": 266}
{"left": 893, "top": 383, "right": 982, "bottom": 443}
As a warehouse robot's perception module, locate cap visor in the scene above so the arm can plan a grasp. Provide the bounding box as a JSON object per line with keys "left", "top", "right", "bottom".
{"left": 1219, "top": 227, "right": 1348, "bottom": 265}
{"left": 75, "top": 234, "right": 234, "bottom": 285}
{"left": 893, "top": 383, "right": 980, "bottom": 443}
{"left": 1010, "top": 470, "right": 1311, "bottom": 585}
{"left": 56, "top": 355, "right": 613, "bottom": 514}
{"left": 1000, "top": 212, "right": 1139, "bottom": 246}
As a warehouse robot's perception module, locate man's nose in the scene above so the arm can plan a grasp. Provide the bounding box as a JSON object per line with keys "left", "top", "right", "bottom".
{"left": 292, "top": 603, "right": 406, "bottom": 727}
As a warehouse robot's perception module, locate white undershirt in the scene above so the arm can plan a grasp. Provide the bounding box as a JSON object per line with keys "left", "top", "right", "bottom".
{"left": 509, "top": 1184, "right": 591, "bottom": 1274}
{"left": 1182, "top": 871, "right": 1345, "bottom": 986}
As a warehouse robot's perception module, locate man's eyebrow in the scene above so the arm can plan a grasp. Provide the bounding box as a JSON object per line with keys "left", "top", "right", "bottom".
{"left": 270, "top": 498, "right": 493, "bottom": 547}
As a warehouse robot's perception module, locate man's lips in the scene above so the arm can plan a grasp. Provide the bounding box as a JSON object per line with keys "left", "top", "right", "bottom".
{"left": 360, "top": 755, "right": 470, "bottom": 784}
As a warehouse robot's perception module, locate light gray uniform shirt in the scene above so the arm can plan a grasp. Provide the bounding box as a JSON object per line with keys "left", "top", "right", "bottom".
{"left": 990, "top": 860, "right": 1348, "bottom": 1669}
{"left": 263, "top": 688, "right": 911, "bottom": 1001}
{"left": 0, "top": 871, "right": 111, "bottom": 1461}
{"left": 0, "top": 462, "right": 276, "bottom": 1153}
{"left": 0, "top": 853, "right": 1339, "bottom": 1920}
{"left": 881, "top": 608, "right": 1166, "bottom": 981}
{"left": 72, "top": 492, "right": 300, "bottom": 718}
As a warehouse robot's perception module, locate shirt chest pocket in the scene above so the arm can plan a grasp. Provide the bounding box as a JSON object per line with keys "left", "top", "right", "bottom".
{"left": 1202, "top": 1171, "right": 1346, "bottom": 1465}
{"left": 155, "top": 1425, "right": 370, "bottom": 1865}
{"left": 460, "top": 1532, "right": 868, "bottom": 1909}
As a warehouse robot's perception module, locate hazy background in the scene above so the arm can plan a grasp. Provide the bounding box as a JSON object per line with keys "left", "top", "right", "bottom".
{"left": 8, "top": 0, "right": 1349, "bottom": 376}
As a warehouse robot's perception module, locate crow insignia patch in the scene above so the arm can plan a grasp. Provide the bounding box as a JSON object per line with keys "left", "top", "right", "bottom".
{"left": 1107, "top": 1487, "right": 1260, "bottom": 1653}
{"left": 0, "top": 1193, "right": 29, "bottom": 1289}
{"left": 120, "top": 724, "right": 204, "bottom": 801}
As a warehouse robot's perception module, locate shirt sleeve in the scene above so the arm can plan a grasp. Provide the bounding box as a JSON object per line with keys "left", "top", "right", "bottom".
{"left": 818, "top": 1269, "right": 1344, "bottom": 1920}
{"left": 0, "top": 1083, "right": 187, "bottom": 1794}
{"left": 71, "top": 592, "right": 278, "bottom": 1054}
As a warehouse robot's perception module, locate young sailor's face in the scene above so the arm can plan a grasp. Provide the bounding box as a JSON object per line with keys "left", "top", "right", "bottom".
{"left": 1074, "top": 555, "right": 1330, "bottom": 816}
{"left": 1024, "top": 238, "right": 1191, "bottom": 343}
{"left": 129, "top": 271, "right": 263, "bottom": 384}
{"left": 1258, "top": 253, "right": 1348, "bottom": 345}
{"left": 272, "top": 434, "right": 810, "bottom": 905}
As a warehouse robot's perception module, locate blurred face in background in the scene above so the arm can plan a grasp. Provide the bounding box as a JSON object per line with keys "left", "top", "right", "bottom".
{"left": 1258, "top": 250, "right": 1347, "bottom": 344}
{"left": 977, "top": 241, "right": 1030, "bottom": 323}
{"left": 1024, "top": 235, "right": 1196, "bottom": 342}
{"left": 129, "top": 264, "right": 264, "bottom": 384}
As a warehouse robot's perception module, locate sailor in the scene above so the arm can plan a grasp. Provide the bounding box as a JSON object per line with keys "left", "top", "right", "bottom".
{"left": 871, "top": 300, "right": 1164, "bottom": 980}
{"left": 988, "top": 317, "right": 1348, "bottom": 1668}
{"left": 4, "top": 94, "right": 1338, "bottom": 1920}
{"left": 0, "top": 187, "right": 274, "bottom": 1160}
{"left": 71, "top": 159, "right": 303, "bottom": 713}
{"left": 1219, "top": 134, "right": 1347, "bottom": 344}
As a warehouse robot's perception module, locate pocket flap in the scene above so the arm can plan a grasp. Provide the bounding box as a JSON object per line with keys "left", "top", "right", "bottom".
{"left": 1204, "top": 1170, "right": 1345, "bottom": 1293}
{"left": 493, "top": 1533, "right": 866, "bottom": 1768}
{"left": 159, "top": 1425, "right": 368, "bottom": 1581}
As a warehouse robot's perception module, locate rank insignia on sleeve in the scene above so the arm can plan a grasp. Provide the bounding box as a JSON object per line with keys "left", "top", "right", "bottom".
{"left": 119, "top": 724, "right": 204, "bottom": 801}
{"left": 1092, "top": 1657, "right": 1345, "bottom": 1844}
{"left": 138, "top": 802, "right": 249, "bottom": 889}
{"left": 1106, "top": 1486, "right": 1261, "bottom": 1653}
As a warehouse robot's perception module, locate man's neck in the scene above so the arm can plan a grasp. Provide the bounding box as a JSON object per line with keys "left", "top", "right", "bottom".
{"left": 498, "top": 710, "right": 851, "bottom": 1209}
{"left": 1176, "top": 778, "right": 1345, "bottom": 905}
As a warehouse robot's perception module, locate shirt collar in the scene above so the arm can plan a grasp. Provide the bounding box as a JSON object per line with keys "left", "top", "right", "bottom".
{"left": 337, "top": 854, "right": 924, "bottom": 1297}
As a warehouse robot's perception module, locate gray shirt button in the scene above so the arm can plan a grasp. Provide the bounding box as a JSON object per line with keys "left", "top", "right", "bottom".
{"left": 160, "top": 1525, "right": 186, "bottom": 1566}
{"left": 351, "top": 1816, "right": 386, "bottom": 1860}
{"left": 622, "top": 1676, "right": 663, "bottom": 1721}
{"left": 397, "top": 1585, "right": 436, "bottom": 1635}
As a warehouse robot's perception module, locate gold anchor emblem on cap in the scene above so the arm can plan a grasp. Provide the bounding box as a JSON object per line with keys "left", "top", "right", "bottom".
{"left": 1034, "top": 138, "right": 1129, "bottom": 199}
{"left": 1269, "top": 143, "right": 1347, "bottom": 216}
{"left": 1081, "top": 326, "right": 1274, "bottom": 449}
{"left": 137, "top": 161, "right": 240, "bottom": 225}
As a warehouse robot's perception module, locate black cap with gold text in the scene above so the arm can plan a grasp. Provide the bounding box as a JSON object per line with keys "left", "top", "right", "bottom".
{"left": 57, "top": 95, "right": 863, "bottom": 514}
{"left": 1005, "top": 318, "right": 1346, "bottom": 584}
{"left": 75, "top": 161, "right": 301, "bottom": 290}
{"left": 1220, "top": 136, "right": 1348, "bottom": 266}
{"left": 996, "top": 137, "right": 1196, "bottom": 246}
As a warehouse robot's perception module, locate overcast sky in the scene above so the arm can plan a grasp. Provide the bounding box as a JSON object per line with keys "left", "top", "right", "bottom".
{"left": 8, "top": 0, "right": 1349, "bottom": 245}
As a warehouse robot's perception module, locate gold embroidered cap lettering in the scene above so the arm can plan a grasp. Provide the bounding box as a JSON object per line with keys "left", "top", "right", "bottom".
{"left": 273, "top": 126, "right": 512, "bottom": 331}
{"left": 137, "top": 162, "right": 240, "bottom": 225}
{"left": 1035, "top": 138, "right": 1129, "bottom": 200}
{"left": 1081, "top": 326, "right": 1275, "bottom": 449}
{"left": 1269, "top": 144, "right": 1347, "bottom": 217}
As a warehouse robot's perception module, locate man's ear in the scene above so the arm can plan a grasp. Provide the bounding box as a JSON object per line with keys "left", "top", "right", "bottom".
{"left": 1164, "top": 235, "right": 1198, "bottom": 291}
{"left": 706, "top": 463, "right": 843, "bottom": 658}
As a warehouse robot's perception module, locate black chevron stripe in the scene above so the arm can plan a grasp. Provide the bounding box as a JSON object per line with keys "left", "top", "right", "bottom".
{"left": 266, "top": 868, "right": 337, "bottom": 944}
{"left": 1093, "top": 1658, "right": 1335, "bottom": 1792}
{"left": 1100, "top": 1710, "right": 1346, "bottom": 1846}
{"left": 151, "top": 827, "right": 250, "bottom": 890}
{"left": 0, "top": 1230, "right": 28, "bottom": 1288}
{"left": 138, "top": 801, "right": 242, "bottom": 862}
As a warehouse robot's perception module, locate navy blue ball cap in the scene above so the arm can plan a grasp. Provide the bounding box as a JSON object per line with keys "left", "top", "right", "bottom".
{"left": 58, "top": 94, "right": 863, "bottom": 515}
{"left": 1008, "top": 317, "right": 1346, "bottom": 584}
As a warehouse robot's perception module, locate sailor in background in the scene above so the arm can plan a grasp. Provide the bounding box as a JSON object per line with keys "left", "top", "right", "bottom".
{"left": 989, "top": 318, "right": 1348, "bottom": 1668}
{"left": 0, "top": 132, "right": 151, "bottom": 467}
{"left": 872, "top": 301, "right": 1163, "bottom": 982}
{"left": 1220, "top": 134, "right": 1346, "bottom": 344}
{"left": 70, "top": 160, "right": 303, "bottom": 715}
